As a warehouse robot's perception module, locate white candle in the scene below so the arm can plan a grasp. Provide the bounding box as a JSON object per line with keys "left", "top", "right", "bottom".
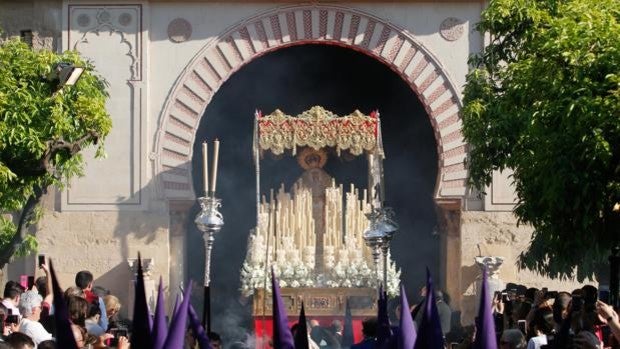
{"left": 209, "top": 139, "right": 220, "bottom": 194}
{"left": 202, "top": 142, "right": 209, "bottom": 196}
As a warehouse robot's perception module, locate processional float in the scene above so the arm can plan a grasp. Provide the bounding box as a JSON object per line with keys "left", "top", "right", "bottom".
{"left": 240, "top": 106, "right": 401, "bottom": 333}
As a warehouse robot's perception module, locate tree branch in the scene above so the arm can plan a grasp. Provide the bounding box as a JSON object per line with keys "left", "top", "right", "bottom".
{"left": 41, "top": 130, "right": 100, "bottom": 172}
{"left": 0, "top": 130, "right": 99, "bottom": 268}
{"left": 0, "top": 130, "right": 100, "bottom": 178}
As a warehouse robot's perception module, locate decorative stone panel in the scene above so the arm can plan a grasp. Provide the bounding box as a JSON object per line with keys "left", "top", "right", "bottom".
{"left": 64, "top": 4, "right": 145, "bottom": 210}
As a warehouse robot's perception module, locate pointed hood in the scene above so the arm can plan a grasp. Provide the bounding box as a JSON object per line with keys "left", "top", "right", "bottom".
{"left": 398, "top": 284, "right": 416, "bottom": 349}
{"left": 377, "top": 286, "right": 392, "bottom": 347}
{"left": 163, "top": 280, "right": 193, "bottom": 349}
{"left": 153, "top": 277, "right": 168, "bottom": 349}
{"left": 171, "top": 294, "right": 180, "bottom": 319}
{"left": 271, "top": 270, "right": 295, "bottom": 349}
{"left": 189, "top": 303, "right": 211, "bottom": 349}
{"left": 49, "top": 261, "right": 79, "bottom": 349}
{"left": 342, "top": 298, "right": 354, "bottom": 348}
{"left": 131, "top": 254, "right": 153, "bottom": 349}
{"left": 473, "top": 268, "right": 498, "bottom": 349}
{"left": 294, "top": 302, "right": 310, "bottom": 349}
{"left": 413, "top": 268, "right": 444, "bottom": 349}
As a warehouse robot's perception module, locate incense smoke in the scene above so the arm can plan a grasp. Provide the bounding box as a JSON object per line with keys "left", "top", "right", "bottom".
{"left": 189, "top": 44, "right": 439, "bottom": 345}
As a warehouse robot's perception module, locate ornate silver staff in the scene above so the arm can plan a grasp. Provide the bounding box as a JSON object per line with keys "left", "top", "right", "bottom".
{"left": 194, "top": 140, "right": 223, "bottom": 333}
{"left": 363, "top": 206, "right": 398, "bottom": 289}
{"left": 364, "top": 149, "right": 398, "bottom": 291}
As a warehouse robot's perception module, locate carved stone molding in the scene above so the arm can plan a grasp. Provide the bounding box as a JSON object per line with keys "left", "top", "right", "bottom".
{"left": 68, "top": 5, "right": 142, "bottom": 81}
{"left": 127, "top": 258, "right": 155, "bottom": 279}
{"left": 436, "top": 198, "right": 462, "bottom": 310}
{"left": 64, "top": 4, "right": 144, "bottom": 210}
{"left": 436, "top": 198, "right": 462, "bottom": 236}
{"left": 168, "top": 18, "right": 192, "bottom": 43}
{"left": 439, "top": 17, "right": 465, "bottom": 42}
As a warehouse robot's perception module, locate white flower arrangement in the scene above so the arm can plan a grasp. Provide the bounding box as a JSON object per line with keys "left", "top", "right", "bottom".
{"left": 241, "top": 235, "right": 401, "bottom": 296}
{"left": 241, "top": 256, "right": 401, "bottom": 297}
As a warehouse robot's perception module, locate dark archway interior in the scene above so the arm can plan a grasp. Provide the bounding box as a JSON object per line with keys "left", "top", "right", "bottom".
{"left": 190, "top": 44, "right": 439, "bottom": 342}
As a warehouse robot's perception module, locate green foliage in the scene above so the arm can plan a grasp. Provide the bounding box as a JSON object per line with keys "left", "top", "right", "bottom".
{"left": 462, "top": 0, "right": 620, "bottom": 280}
{"left": 0, "top": 39, "right": 111, "bottom": 261}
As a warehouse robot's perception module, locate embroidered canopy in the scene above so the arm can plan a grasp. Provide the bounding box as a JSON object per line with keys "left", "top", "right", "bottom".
{"left": 256, "top": 106, "right": 383, "bottom": 156}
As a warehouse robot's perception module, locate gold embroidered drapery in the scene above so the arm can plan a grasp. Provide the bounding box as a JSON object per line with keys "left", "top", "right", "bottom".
{"left": 257, "top": 106, "right": 380, "bottom": 156}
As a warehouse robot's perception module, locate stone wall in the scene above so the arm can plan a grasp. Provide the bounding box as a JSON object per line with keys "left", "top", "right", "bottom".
{"left": 32, "top": 193, "right": 170, "bottom": 318}
{"left": 0, "top": 0, "right": 61, "bottom": 51}
{"left": 459, "top": 211, "right": 592, "bottom": 325}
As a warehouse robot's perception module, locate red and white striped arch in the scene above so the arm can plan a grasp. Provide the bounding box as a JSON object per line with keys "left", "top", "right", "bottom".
{"left": 153, "top": 4, "right": 468, "bottom": 201}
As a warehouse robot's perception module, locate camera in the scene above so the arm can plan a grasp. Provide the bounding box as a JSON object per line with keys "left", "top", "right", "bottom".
{"left": 109, "top": 328, "right": 128, "bottom": 346}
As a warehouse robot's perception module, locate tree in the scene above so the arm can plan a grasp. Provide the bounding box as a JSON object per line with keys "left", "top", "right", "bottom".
{"left": 0, "top": 39, "right": 111, "bottom": 269}
{"left": 462, "top": 0, "right": 620, "bottom": 280}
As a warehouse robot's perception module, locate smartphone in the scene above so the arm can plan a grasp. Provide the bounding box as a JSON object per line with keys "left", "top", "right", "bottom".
{"left": 6, "top": 315, "right": 19, "bottom": 324}
{"left": 19, "top": 275, "right": 28, "bottom": 290}
{"left": 517, "top": 319, "right": 526, "bottom": 334}
{"left": 572, "top": 295, "right": 584, "bottom": 312}
{"left": 27, "top": 276, "right": 35, "bottom": 290}
{"left": 599, "top": 290, "right": 610, "bottom": 304}
{"left": 502, "top": 292, "right": 510, "bottom": 304}
{"left": 116, "top": 329, "right": 128, "bottom": 339}
{"left": 109, "top": 328, "right": 128, "bottom": 346}
{"left": 38, "top": 255, "right": 45, "bottom": 268}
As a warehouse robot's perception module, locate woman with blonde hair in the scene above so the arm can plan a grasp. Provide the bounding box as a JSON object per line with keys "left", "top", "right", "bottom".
{"left": 103, "top": 295, "right": 121, "bottom": 325}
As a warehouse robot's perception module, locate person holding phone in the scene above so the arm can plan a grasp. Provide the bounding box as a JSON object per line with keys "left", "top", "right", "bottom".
{"left": 34, "top": 257, "right": 55, "bottom": 336}
{"left": 596, "top": 300, "right": 620, "bottom": 343}
{"left": 0, "top": 304, "right": 20, "bottom": 336}
{"left": 526, "top": 307, "right": 554, "bottom": 349}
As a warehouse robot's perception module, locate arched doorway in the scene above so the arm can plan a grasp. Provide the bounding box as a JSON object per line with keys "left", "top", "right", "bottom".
{"left": 154, "top": 4, "right": 467, "bottom": 340}
{"left": 154, "top": 4, "right": 467, "bottom": 200}
{"left": 188, "top": 44, "right": 440, "bottom": 338}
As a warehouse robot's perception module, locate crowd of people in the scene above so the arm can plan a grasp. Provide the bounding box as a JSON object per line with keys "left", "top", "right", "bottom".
{"left": 0, "top": 259, "right": 227, "bottom": 349}
{"left": 3, "top": 258, "right": 620, "bottom": 349}
{"left": 273, "top": 283, "right": 620, "bottom": 349}
{"left": 0, "top": 261, "right": 130, "bottom": 349}
{"left": 309, "top": 284, "right": 620, "bottom": 349}
{"left": 485, "top": 284, "right": 620, "bottom": 349}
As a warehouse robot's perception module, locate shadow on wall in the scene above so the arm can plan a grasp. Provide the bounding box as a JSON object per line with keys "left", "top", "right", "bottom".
{"left": 80, "top": 168, "right": 180, "bottom": 319}
{"left": 459, "top": 263, "right": 483, "bottom": 325}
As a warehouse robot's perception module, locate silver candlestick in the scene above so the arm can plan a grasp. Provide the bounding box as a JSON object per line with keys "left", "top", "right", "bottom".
{"left": 194, "top": 195, "right": 224, "bottom": 333}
